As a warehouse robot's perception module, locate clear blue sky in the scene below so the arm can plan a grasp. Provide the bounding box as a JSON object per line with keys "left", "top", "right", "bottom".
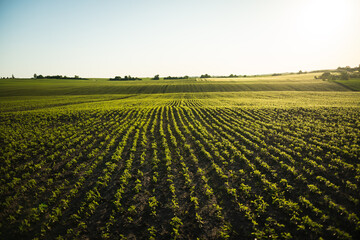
{"left": 0, "top": 0, "right": 359, "bottom": 78}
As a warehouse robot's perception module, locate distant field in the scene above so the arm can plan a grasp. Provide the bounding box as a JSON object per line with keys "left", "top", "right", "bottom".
{"left": 334, "top": 78, "right": 360, "bottom": 91}
{"left": 1, "top": 75, "right": 359, "bottom": 239}
{"left": 0, "top": 73, "right": 350, "bottom": 96}
{"left": 1, "top": 92, "right": 359, "bottom": 112}
{"left": 199, "top": 72, "right": 322, "bottom": 82}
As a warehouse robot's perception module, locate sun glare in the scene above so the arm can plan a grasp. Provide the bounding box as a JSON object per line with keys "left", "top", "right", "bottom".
{"left": 296, "top": 0, "right": 351, "bottom": 39}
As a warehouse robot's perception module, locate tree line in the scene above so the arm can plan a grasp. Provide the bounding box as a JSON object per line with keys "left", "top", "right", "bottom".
{"left": 33, "top": 74, "right": 87, "bottom": 80}
{"left": 109, "top": 76, "right": 142, "bottom": 81}
{"left": 316, "top": 65, "right": 360, "bottom": 80}
{"left": 163, "top": 76, "right": 189, "bottom": 80}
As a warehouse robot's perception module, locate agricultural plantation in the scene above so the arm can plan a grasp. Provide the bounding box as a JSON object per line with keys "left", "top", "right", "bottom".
{"left": 1, "top": 75, "right": 360, "bottom": 239}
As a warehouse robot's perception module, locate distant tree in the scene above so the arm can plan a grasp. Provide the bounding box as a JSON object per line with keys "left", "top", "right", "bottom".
{"left": 319, "top": 71, "right": 332, "bottom": 80}
{"left": 337, "top": 64, "right": 360, "bottom": 72}
{"left": 164, "top": 75, "right": 189, "bottom": 80}
{"left": 340, "top": 71, "right": 350, "bottom": 80}
{"left": 12, "top": 74, "right": 15, "bottom": 79}
{"left": 33, "top": 74, "right": 87, "bottom": 80}
{"left": 109, "top": 75, "right": 141, "bottom": 81}
{"left": 200, "top": 74, "right": 211, "bottom": 78}
{"left": 298, "top": 70, "right": 303, "bottom": 74}
{"left": 152, "top": 74, "right": 160, "bottom": 80}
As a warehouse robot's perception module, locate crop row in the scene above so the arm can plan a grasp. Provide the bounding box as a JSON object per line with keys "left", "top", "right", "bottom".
{"left": 0, "top": 106, "right": 359, "bottom": 239}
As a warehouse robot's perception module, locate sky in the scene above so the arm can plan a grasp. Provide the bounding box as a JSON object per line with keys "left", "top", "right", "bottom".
{"left": 0, "top": 0, "right": 359, "bottom": 78}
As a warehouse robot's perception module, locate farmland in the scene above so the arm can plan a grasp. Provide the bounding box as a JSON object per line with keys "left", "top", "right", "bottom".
{"left": 0, "top": 73, "right": 351, "bottom": 97}
{"left": 1, "top": 75, "right": 360, "bottom": 239}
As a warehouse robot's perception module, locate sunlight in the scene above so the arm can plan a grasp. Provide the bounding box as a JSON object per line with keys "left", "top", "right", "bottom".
{"left": 296, "top": 0, "right": 352, "bottom": 39}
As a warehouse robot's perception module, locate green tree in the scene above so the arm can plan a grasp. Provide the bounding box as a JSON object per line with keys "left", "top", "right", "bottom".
{"left": 340, "top": 71, "right": 350, "bottom": 80}
{"left": 319, "top": 72, "right": 332, "bottom": 80}
{"left": 200, "top": 74, "right": 211, "bottom": 78}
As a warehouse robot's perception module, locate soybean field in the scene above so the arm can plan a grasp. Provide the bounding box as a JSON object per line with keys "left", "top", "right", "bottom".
{"left": 1, "top": 76, "right": 360, "bottom": 239}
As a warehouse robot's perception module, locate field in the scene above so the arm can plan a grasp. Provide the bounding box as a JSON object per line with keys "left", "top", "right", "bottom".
{"left": 0, "top": 73, "right": 352, "bottom": 96}
{"left": 334, "top": 79, "right": 360, "bottom": 91}
{"left": 1, "top": 75, "right": 360, "bottom": 239}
